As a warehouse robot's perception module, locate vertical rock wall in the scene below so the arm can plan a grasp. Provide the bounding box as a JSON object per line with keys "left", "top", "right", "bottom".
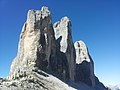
{"left": 54, "top": 17, "right": 75, "bottom": 81}
{"left": 8, "top": 7, "right": 56, "bottom": 80}
{"left": 7, "top": 6, "right": 107, "bottom": 90}
{"left": 74, "top": 40, "right": 95, "bottom": 87}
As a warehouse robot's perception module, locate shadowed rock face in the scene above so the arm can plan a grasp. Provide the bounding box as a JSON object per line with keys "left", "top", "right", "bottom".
{"left": 74, "top": 40, "right": 95, "bottom": 87}
{"left": 74, "top": 41, "right": 107, "bottom": 90}
{"left": 8, "top": 6, "right": 56, "bottom": 80}
{"left": 0, "top": 6, "right": 107, "bottom": 90}
{"left": 54, "top": 17, "right": 76, "bottom": 81}
{"left": 7, "top": 7, "right": 75, "bottom": 82}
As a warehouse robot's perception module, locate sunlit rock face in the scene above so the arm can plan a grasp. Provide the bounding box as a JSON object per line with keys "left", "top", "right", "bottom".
{"left": 54, "top": 17, "right": 76, "bottom": 81}
{"left": 7, "top": 7, "right": 75, "bottom": 82}
{"left": 74, "top": 40, "right": 95, "bottom": 87}
{"left": 74, "top": 40, "right": 91, "bottom": 64}
{"left": 8, "top": 6, "right": 57, "bottom": 80}
{"left": 0, "top": 6, "right": 107, "bottom": 90}
{"left": 74, "top": 40, "right": 107, "bottom": 90}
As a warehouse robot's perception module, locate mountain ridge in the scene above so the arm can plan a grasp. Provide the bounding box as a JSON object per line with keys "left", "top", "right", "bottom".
{"left": 0, "top": 6, "right": 107, "bottom": 90}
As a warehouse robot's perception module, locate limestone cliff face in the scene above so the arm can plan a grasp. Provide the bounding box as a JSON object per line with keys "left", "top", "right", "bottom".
{"left": 74, "top": 41, "right": 106, "bottom": 89}
{"left": 74, "top": 40, "right": 95, "bottom": 87}
{"left": 8, "top": 7, "right": 56, "bottom": 80}
{"left": 54, "top": 17, "right": 75, "bottom": 81}
{"left": 1, "top": 6, "right": 107, "bottom": 90}
{"left": 8, "top": 7, "right": 75, "bottom": 82}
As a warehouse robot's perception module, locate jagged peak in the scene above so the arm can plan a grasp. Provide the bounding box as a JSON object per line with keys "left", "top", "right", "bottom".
{"left": 27, "top": 6, "right": 50, "bottom": 15}
{"left": 53, "top": 16, "right": 70, "bottom": 28}
{"left": 41, "top": 6, "right": 49, "bottom": 12}
{"left": 74, "top": 40, "right": 88, "bottom": 50}
{"left": 74, "top": 40, "right": 90, "bottom": 64}
{"left": 0, "top": 6, "right": 107, "bottom": 90}
{"left": 27, "top": 6, "right": 51, "bottom": 25}
{"left": 61, "top": 16, "right": 70, "bottom": 22}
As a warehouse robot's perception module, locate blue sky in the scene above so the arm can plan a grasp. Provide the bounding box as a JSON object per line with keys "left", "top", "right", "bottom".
{"left": 0, "top": 0, "right": 120, "bottom": 86}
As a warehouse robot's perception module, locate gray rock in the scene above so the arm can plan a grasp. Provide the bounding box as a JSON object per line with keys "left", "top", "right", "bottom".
{"left": 54, "top": 17, "right": 76, "bottom": 81}
{"left": 74, "top": 40, "right": 107, "bottom": 90}
{"left": 0, "top": 70, "right": 75, "bottom": 90}
{"left": 0, "top": 6, "right": 107, "bottom": 90}
{"left": 74, "top": 40, "right": 95, "bottom": 87}
{"left": 8, "top": 6, "right": 56, "bottom": 80}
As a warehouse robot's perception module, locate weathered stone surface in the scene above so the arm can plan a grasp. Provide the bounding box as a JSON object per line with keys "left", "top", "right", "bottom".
{"left": 54, "top": 17, "right": 76, "bottom": 81}
{"left": 0, "top": 6, "right": 107, "bottom": 90}
{"left": 7, "top": 6, "right": 73, "bottom": 83}
{"left": 0, "top": 70, "right": 75, "bottom": 90}
{"left": 74, "top": 40, "right": 95, "bottom": 87}
{"left": 74, "top": 40, "right": 91, "bottom": 64}
{"left": 8, "top": 6, "right": 56, "bottom": 80}
{"left": 74, "top": 41, "right": 107, "bottom": 90}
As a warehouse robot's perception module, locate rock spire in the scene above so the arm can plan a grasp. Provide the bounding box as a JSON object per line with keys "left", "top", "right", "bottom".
{"left": 8, "top": 6, "right": 56, "bottom": 80}
{"left": 74, "top": 40, "right": 95, "bottom": 87}
{"left": 0, "top": 6, "right": 108, "bottom": 90}
{"left": 54, "top": 17, "right": 76, "bottom": 81}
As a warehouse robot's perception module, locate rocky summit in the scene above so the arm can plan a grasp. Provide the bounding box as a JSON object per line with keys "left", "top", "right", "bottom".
{"left": 0, "top": 6, "right": 107, "bottom": 90}
{"left": 54, "top": 17, "right": 76, "bottom": 81}
{"left": 74, "top": 40, "right": 95, "bottom": 87}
